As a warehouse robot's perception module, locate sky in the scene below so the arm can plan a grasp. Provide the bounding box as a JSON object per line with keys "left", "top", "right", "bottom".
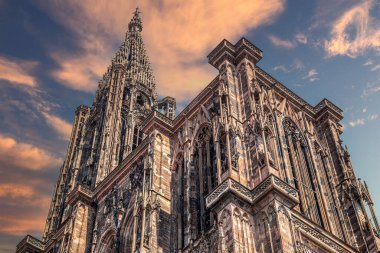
{"left": 0, "top": 0, "right": 380, "bottom": 252}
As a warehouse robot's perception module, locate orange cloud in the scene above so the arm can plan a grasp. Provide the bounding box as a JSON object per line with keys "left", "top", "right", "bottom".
{"left": 0, "top": 56, "right": 38, "bottom": 87}
{"left": 42, "top": 112, "right": 72, "bottom": 140}
{"left": 0, "top": 183, "right": 50, "bottom": 235}
{"left": 0, "top": 183, "right": 50, "bottom": 236}
{"left": 50, "top": 52, "right": 108, "bottom": 92}
{"left": 324, "top": 0, "right": 380, "bottom": 57}
{"left": 0, "top": 184, "right": 35, "bottom": 199}
{"left": 39, "top": 0, "right": 285, "bottom": 100}
{"left": 0, "top": 217, "right": 47, "bottom": 236}
{"left": 0, "top": 134, "right": 62, "bottom": 171}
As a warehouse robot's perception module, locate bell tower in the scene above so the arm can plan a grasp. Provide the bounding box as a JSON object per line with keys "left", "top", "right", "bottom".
{"left": 76, "top": 8, "right": 157, "bottom": 186}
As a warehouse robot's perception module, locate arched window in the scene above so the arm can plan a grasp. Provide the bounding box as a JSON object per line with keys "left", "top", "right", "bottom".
{"left": 191, "top": 125, "right": 217, "bottom": 237}
{"left": 132, "top": 126, "right": 143, "bottom": 150}
{"left": 283, "top": 118, "right": 324, "bottom": 227}
{"left": 99, "top": 231, "right": 117, "bottom": 253}
{"left": 220, "top": 131, "right": 228, "bottom": 173}
{"left": 171, "top": 154, "right": 186, "bottom": 249}
{"left": 229, "top": 130, "right": 239, "bottom": 171}
{"left": 121, "top": 215, "right": 134, "bottom": 253}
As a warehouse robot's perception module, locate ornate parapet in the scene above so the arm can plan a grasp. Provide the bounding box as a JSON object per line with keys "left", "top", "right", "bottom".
{"left": 16, "top": 235, "right": 45, "bottom": 253}
{"left": 314, "top": 98, "right": 343, "bottom": 122}
{"left": 66, "top": 184, "right": 94, "bottom": 205}
{"left": 205, "top": 175, "right": 299, "bottom": 209}
{"left": 292, "top": 213, "right": 357, "bottom": 253}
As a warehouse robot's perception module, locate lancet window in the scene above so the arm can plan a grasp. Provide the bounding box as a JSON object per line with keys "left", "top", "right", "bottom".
{"left": 132, "top": 126, "right": 143, "bottom": 150}
{"left": 191, "top": 125, "right": 217, "bottom": 237}
{"left": 283, "top": 118, "right": 324, "bottom": 227}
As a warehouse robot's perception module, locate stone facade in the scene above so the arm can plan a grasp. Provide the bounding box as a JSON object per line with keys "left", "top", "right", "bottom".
{"left": 16, "top": 8, "right": 380, "bottom": 253}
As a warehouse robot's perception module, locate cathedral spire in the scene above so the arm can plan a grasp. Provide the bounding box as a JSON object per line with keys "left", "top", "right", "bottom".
{"left": 128, "top": 7, "right": 142, "bottom": 32}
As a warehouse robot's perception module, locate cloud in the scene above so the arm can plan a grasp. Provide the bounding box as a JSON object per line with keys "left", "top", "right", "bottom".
{"left": 370, "top": 64, "right": 380, "bottom": 71}
{"left": 42, "top": 112, "right": 72, "bottom": 140}
{"left": 0, "top": 134, "right": 62, "bottom": 171}
{"left": 0, "top": 184, "right": 38, "bottom": 201}
{"left": 0, "top": 56, "right": 38, "bottom": 87}
{"left": 291, "top": 58, "right": 305, "bottom": 70}
{"left": 273, "top": 65, "right": 289, "bottom": 72}
{"left": 349, "top": 118, "right": 365, "bottom": 127}
{"left": 368, "top": 113, "right": 378, "bottom": 120}
{"left": 324, "top": 0, "right": 380, "bottom": 57}
{"left": 295, "top": 33, "right": 308, "bottom": 44}
{"left": 0, "top": 183, "right": 51, "bottom": 236}
{"left": 364, "top": 59, "right": 373, "bottom": 66}
{"left": 268, "top": 34, "right": 295, "bottom": 49}
{"left": 303, "top": 68, "right": 319, "bottom": 82}
{"left": 50, "top": 51, "right": 108, "bottom": 92}
{"left": 362, "top": 84, "right": 380, "bottom": 97}
{"left": 38, "top": 0, "right": 286, "bottom": 100}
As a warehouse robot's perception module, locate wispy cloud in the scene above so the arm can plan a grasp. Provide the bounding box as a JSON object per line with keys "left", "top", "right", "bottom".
{"left": 0, "top": 56, "right": 38, "bottom": 88}
{"left": 349, "top": 118, "right": 365, "bottom": 127}
{"left": 362, "top": 84, "right": 380, "bottom": 97}
{"left": 42, "top": 112, "right": 72, "bottom": 141}
{"left": 272, "top": 58, "right": 305, "bottom": 74}
{"left": 324, "top": 0, "right": 380, "bottom": 58}
{"left": 291, "top": 58, "right": 305, "bottom": 70}
{"left": 303, "top": 68, "right": 319, "bottom": 82}
{"left": 295, "top": 33, "right": 308, "bottom": 44}
{"left": 370, "top": 64, "right": 380, "bottom": 71}
{"left": 348, "top": 113, "right": 378, "bottom": 128}
{"left": 363, "top": 59, "right": 373, "bottom": 66}
{"left": 368, "top": 113, "right": 378, "bottom": 120}
{"left": 39, "top": 0, "right": 286, "bottom": 100}
{"left": 0, "top": 133, "right": 62, "bottom": 171}
{"left": 273, "top": 65, "right": 289, "bottom": 72}
{"left": 268, "top": 34, "right": 296, "bottom": 49}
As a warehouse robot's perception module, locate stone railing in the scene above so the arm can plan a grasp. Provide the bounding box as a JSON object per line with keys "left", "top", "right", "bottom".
{"left": 77, "top": 185, "right": 93, "bottom": 198}
{"left": 16, "top": 235, "right": 45, "bottom": 251}
{"left": 205, "top": 175, "right": 299, "bottom": 209}
{"left": 313, "top": 98, "right": 343, "bottom": 116}
{"left": 66, "top": 184, "right": 94, "bottom": 205}
{"left": 293, "top": 213, "right": 356, "bottom": 253}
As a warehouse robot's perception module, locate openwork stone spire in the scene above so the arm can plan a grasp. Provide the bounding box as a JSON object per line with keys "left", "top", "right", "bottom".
{"left": 110, "top": 7, "right": 156, "bottom": 90}
{"left": 128, "top": 8, "right": 142, "bottom": 32}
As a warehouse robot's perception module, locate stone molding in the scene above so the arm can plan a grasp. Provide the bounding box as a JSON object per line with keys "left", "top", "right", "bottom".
{"left": 16, "top": 235, "right": 45, "bottom": 252}
{"left": 292, "top": 213, "right": 357, "bottom": 253}
{"left": 205, "top": 175, "right": 299, "bottom": 209}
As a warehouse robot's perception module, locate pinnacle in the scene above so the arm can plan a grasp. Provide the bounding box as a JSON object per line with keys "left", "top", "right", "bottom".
{"left": 128, "top": 7, "right": 142, "bottom": 32}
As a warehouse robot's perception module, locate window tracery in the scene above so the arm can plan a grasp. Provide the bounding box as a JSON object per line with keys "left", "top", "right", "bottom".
{"left": 283, "top": 118, "right": 324, "bottom": 227}
{"left": 190, "top": 125, "right": 218, "bottom": 237}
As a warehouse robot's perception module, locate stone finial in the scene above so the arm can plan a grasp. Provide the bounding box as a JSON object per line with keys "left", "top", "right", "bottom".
{"left": 128, "top": 7, "right": 142, "bottom": 32}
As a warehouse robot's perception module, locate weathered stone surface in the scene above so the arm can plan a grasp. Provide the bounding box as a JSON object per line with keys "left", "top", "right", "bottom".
{"left": 16, "top": 8, "right": 380, "bottom": 253}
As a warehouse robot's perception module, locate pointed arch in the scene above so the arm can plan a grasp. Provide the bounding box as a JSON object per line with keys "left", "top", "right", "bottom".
{"left": 282, "top": 117, "right": 325, "bottom": 228}
{"left": 97, "top": 227, "right": 117, "bottom": 253}
{"left": 120, "top": 213, "right": 134, "bottom": 253}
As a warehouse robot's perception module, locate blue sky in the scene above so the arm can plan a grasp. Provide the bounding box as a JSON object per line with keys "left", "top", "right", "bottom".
{"left": 0, "top": 0, "right": 380, "bottom": 252}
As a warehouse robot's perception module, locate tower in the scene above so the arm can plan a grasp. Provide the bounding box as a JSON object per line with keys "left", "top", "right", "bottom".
{"left": 80, "top": 8, "right": 157, "bottom": 186}
{"left": 42, "top": 8, "right": 159, "bottom": 242}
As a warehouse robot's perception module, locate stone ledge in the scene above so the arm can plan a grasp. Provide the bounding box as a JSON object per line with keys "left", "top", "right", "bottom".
{"left": 66, "top": 184, "right": 94, "bottom": 205}
{"left": 292, "top": 213, "right": 357, "bottom": 253}
{"left": 205, "top": 174, "right": 299, "bottom": 209}
{"left": 16, "top": 235, "right": 45, "bottom": 252}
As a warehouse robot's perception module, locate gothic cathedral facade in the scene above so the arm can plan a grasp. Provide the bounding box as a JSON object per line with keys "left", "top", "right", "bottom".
{"left": 16, "top": 9, "right": 380, "bottom": 253}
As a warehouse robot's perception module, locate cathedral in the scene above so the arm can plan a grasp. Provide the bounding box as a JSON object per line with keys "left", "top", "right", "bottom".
{"left": 16, "top": 8, "right": 380, "bottom": 253}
